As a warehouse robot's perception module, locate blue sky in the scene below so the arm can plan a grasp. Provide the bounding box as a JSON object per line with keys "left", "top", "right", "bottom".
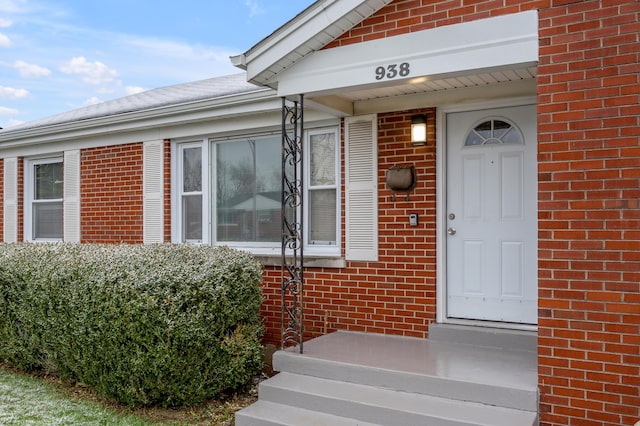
{"left": 0, "top": 0, "right": 313, "bottom": 128}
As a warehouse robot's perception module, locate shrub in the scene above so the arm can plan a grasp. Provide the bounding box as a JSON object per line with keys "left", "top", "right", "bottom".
{"left": 0, "top": 243, "right": 263, "bottom": 407}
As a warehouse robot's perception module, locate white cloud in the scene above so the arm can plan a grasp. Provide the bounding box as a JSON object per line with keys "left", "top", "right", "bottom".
{"left": 0, "top": 86, "right": 29, "bottom": 99}
{"left": 82, "top": 96, "right": 102, "bottom": 106}
{"left": 96, "top": 86, "right": 116, "bottom": 95}
{"left": 122, "top": 36, "right": 238, "bottom": 79}
{"left": 0, "top": 19, "right": 12, "bottom": 27}
{"left": 13, "top": 60, "right": 51, "bottom": 78}
{"left": 6, "top": 118, "right": 24, "bottom": 127}
{"left": 126, "top": 37, "right": 230, "bottom": 61}
{"left": 60, "top": 56, "right": 118, "bottom": 85}
{"left": 244, "top": 0, "right": 265, "bottom": 19}
{"left": 0, "top": 106, "right": 19, "bottom": 115}
{"left": 0, "top": 32, "right": 11, "bottom": 47}
{"left": 0, "top": 0, "right": 26, "bottom": 13}
{"left": 125, "top": 86, "right": 145, "bottom": 95}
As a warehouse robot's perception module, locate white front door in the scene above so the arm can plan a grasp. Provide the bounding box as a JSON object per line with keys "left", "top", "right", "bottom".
{"left": 446, "top": 104, "right": 537, "bottom": 324}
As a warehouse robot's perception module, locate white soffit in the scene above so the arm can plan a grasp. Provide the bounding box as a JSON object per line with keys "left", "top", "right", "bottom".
{"left": 276, "top": 10, "right": 539, "bottom": 98}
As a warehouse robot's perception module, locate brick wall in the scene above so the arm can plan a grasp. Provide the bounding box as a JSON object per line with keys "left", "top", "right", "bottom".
{"left": 325, "top": 0, "right": 545, "bottom": 49}
{"left": 80, "top": 143, "right": 144, "bottom": 243}
{"left": 321, "top": 1, "right": 640, "bottom": 425}
{"left": 261, "top": 108, "right": 437, "bottom": 345}
{"left": 537, "top": 1, "right": 640, "bottom": 424}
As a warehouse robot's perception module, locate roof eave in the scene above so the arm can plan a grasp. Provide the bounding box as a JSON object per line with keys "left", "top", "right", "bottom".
{"left": 230, "top": 54, "right": 247, "bottom": 70}
{"left": 0, "top": 88, "right": 276, "bottom": 148}
{"left": 234, "top": 0, "right": 392, "bottom": 88}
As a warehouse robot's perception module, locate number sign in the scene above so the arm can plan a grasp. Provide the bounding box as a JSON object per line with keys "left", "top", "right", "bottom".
{"left": 375, "top": 62, "right": 411, "bottom": 80}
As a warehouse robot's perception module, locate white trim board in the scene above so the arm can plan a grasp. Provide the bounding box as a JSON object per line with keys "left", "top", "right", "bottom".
{"left": 277, "top": 11, "right": 538, "bottom": 97}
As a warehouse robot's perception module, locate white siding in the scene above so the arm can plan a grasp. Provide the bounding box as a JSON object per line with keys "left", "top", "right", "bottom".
{"left": 143, "top": 140, "right": 164, "bottom": 244}
{"left": 345, "top": 115, "right": 378, "bottom": 261}
{"left": 63, "top": 150, "right": 81, "bottom": 242}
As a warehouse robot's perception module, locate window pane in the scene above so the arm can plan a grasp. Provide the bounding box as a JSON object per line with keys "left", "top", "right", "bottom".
{"left": 309, "top": 189, "right": 336, "bottom": 244}
{"left": 183, "top": 147, "right": 202, "bottom": 192}
{"left": 310, "top": 132, "right": 336, "bottom": 186}
{"left": 474, "top": 121, "right": 492, "bottom": 140}
{"left": 493, "top": 120, "right": 511, "bottom": 139}
{"left": 465, "top": 120, "right": 523, "bottom": 146}
{"left": 216, "top": 136, "right": 281, "bottom": 242}
{"left": 33, "top": 202, "right": 63, "bottom": 239}
{"left": 465, "top": 131, "right": 484, "bottom": 146}
{"left": 35, "top": 163, "right": 63, "bottom": 200}
{"left": 502, "top": 127, "right": 523, "bottom": 144}
{"left": 182, "top": 194, "right": 202, "bottom": 241}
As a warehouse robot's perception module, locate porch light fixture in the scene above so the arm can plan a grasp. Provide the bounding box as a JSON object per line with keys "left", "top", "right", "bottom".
{"left": 411, "top": 114, "right": 427, "bottom": 146}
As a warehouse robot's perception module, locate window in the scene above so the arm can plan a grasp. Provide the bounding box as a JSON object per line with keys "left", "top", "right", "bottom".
{"left": 306, "top": 128, "right": 339, "bottom": 249}
{"left": 26, "top": 158, "right": 63, "bottom": 241}
{"left": 174, "top": 126, "right": 340, "bottom": 255}
{"left": 177, "top": 143, "right": 204, "bottom": 243}
{"left": 214, "top": 135, "right": 281, "bottom": 246}
{"left": 465, "top": 118, "right": 523, "bottom": 146}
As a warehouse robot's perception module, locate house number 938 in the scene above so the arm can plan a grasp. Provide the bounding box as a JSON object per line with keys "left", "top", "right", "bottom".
{"left": 375, "top": 62, "right": 410, "bottom": 80}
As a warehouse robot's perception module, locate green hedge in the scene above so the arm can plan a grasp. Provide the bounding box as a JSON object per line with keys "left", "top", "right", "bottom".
{"left": 0, "top": 243, "right": 264, "bottom": 407}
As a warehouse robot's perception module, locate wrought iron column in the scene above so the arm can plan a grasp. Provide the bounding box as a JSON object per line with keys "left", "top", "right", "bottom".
{"left": 281, "top": 95, "right": 304, "bottom": 352}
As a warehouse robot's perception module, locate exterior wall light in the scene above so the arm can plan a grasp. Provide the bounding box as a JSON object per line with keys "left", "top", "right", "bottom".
{"left": 411, "top": 114, "right": 427, "bottom": 146}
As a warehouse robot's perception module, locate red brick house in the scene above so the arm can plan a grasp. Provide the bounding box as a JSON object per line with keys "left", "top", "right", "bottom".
{"left": 0, "top": 1, "right": 638, "bottom": 424}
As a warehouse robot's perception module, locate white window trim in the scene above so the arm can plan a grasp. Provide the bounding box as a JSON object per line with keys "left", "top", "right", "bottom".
{"left": 304, "top": 126, "right": 341, "bottom": 257}
{"left": 172, "top": 125, "right": 341, "bottom": 258}
{"left": 171, "top": 140, "right": 209, "bottom": 244}
{"left": 24, "top": 156, "right": 64, "bottom": 242}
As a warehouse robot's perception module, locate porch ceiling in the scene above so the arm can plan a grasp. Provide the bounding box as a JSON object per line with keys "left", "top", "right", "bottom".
{"left": 335, "top": 66, "right": 537, "bottom": 103}
{"left": 307, "top": 66, "right": 538, "bottom": 116}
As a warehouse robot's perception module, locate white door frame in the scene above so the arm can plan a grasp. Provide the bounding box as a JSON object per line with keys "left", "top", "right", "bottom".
{"left": 435, "top": 96, "right": 538, "bottom": 331}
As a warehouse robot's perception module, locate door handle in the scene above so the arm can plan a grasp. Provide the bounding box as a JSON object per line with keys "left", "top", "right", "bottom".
{"left": 447, "top": 227, "right": 456, "bottom": 236}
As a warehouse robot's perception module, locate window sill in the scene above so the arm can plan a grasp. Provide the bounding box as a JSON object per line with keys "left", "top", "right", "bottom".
{"left": 254, "top": 255, "right": 346, "bottom": 269}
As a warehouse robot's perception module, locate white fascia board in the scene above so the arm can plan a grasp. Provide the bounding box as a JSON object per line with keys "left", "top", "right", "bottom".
{"left": 277, "top": 10, "right": 539, "bottom": 97}
{"left": 239, "top": 0, "right": 391, "bottom": 85}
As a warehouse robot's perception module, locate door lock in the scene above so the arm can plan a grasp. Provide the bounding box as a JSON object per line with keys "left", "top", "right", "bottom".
{"left": 448, "top": 213, "right": 455, "bottom": 220}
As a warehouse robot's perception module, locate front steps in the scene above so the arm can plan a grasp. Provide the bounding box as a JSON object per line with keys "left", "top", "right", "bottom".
{"left": 236, "top": 326, "right": 538, "bottom": 426}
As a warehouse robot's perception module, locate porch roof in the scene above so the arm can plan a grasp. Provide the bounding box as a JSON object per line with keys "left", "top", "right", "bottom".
{"left": 232, "top": 2, "right": 539, "bottom": 117}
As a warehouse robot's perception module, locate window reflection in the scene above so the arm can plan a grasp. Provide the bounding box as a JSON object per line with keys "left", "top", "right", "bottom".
{"left": 216, "top": 135, "right": 281, "bottom": 242}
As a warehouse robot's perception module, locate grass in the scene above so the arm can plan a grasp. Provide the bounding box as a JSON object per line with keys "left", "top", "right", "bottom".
{"left": 0, "top": 363, "right": 260, "bottom": 425}
{"left": 0, "top": 366, "right": 150, "bottom": 425}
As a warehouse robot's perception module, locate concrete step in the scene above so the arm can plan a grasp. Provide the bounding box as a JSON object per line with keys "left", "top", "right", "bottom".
{"left": 235, "top": 400, "right": 382, "bottom": 426}
{"left": 236, "top": 330, "right": 539, "bottom": 426}
{"left": 273, "top": 332, "right": 538, "bottom": 411}
{"left": 256, "top": 372, "right": 538, "bottom": 426}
